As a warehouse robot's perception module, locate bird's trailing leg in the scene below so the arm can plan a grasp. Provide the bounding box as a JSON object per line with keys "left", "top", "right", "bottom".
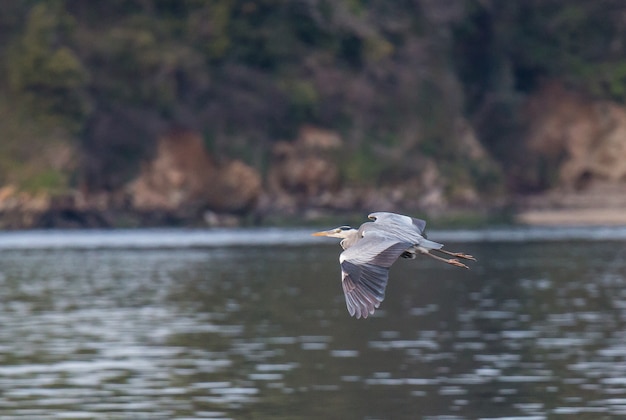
{"left": 420, "top": 249, "right": 470, "bottom": 269}
{"left": 433, "top": 248, "right": 476, "bottom": 261}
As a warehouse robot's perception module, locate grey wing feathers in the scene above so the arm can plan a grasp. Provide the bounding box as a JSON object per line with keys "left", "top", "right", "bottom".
{"left": 342, "top": 261, "right": 387, "bottom": 318}
{"left": 368, "top": 212, "right": 427, "bottom": 234}
{"left": 339, "top": 234, "right": 412, "bottom": 318}
{"left": 367, "top": 212, "right": 442, "bottom": 250}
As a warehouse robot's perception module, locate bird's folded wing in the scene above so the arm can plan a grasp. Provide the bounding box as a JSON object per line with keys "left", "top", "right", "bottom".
{"left": 365, "top": 212, "right": 443, "bottom": 249}
{"left": 368, "top": 212, "right": 427, "bottom": 234}
{"left": 340, "top": 234, "right": 412, "bottom": 318}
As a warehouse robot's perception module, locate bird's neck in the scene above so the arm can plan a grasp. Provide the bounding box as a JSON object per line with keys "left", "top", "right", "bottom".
{"left": 340, "top": 230, "right": 359, "bottom": 249}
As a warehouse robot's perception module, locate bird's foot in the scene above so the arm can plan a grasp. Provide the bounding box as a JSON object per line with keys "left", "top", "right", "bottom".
{"left": 451, "top": 252, "right": 476, "bottom": 261}
{"left": 423, "top": 250, "right": 473, "bottom": 269}
{"left": 436, "top": 249, "right": 476, "bottom": 261}
{"left": 447, "top": 259, "right": 469, "bottom": 269}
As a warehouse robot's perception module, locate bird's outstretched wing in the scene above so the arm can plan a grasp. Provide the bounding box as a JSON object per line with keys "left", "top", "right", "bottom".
{"left": 339, "top": 232, "right": 412, "bottom": 318}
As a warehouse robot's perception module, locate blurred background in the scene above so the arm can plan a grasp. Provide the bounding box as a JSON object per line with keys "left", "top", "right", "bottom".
{"left": 3, "top": 2, "right": 626, "bottom": 419}
{"left": 2, "top": 0, "right": 626, "bottom": 229}
{"left": 6, "top": 0, "right": 626, "bottom": 420}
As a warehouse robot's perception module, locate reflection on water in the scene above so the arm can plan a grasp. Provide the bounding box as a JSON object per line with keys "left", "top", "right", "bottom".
{"left": 0, "top": 229, "right": 625, "bottom": 418}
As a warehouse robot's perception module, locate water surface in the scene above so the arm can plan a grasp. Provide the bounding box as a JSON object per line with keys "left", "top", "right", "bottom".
{"left": 0, "top": 227, "right": 625, "bottom": 419}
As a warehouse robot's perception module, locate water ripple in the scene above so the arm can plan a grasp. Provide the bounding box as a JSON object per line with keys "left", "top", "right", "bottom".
{"left": 0, "top": 231, "right": 625, "bottom": 418}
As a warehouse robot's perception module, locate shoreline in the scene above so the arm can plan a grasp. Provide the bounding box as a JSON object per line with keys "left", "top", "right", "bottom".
{"left": 516, "top": 209, "right": 626, "bottom": 226}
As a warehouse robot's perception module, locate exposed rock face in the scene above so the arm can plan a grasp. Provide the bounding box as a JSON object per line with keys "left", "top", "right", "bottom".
{"left": 260, "top": 122, "right": 500, "bottom": 220}
{"left": 130, "top": 130, "right": 213, "bottom": 211}
{"left": 0, "top": 186, "right": 49, "bottom": 228}
{"left": 524, "top": 82, "right": 626, "bottom": 190}
{"left": 266, "top": 126, "right": 342, "bottom": 212}
{"left": 129, "top": 129, "right": 261, "bottom": 216}
{"left": 207, "top": 160, "right": 262, "bottom": 214}
{"left": 512, "top": 82, "right": 626, "bottom": 225}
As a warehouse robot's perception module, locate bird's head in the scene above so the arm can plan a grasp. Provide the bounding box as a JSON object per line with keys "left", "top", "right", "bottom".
{"left": 311, "top": 225, "right": 356, "bottom": 239}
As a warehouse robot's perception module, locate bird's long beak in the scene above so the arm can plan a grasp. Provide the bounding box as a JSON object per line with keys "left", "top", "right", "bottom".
{"left": 311, "top": 230, "right": 331, "bottom": 237}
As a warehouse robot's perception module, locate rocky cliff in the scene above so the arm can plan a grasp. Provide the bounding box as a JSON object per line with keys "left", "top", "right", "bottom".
{"left": 4, "top": 79, "right": 626, "bottom": 228}
{"left": 515, "top": 83, "right": 626, "bottom": 225}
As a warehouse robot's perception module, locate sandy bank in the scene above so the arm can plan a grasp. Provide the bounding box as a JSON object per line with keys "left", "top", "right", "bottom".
{"left": 516, "top": 209, "right": 626, "bottom": 226}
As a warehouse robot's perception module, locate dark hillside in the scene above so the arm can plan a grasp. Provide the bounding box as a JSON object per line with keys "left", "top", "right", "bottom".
{"left": 2, "top": 1, "right": 626, "bottom": 227}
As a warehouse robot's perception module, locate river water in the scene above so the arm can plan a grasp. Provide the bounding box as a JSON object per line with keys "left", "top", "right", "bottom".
{"left": 1, "top": 226, "right": 626, "bottom": 419}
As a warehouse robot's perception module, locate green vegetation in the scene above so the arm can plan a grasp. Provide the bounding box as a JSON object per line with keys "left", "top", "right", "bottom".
{"left": 0, "top": 93, "right": 73, "bottom": 193}
{"left": 0, "top": 0, "right": 624, "bottom": 198}
{"left": 7, "top": 3, "right": 89, "bottom": 130}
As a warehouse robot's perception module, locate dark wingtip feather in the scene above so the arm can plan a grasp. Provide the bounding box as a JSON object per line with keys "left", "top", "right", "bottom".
{"left": 342, "top": 262, "right": 389, "bottom": 319}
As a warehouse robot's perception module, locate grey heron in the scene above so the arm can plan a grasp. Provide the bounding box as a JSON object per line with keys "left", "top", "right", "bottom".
{"left": 312, "top": 212, "right": 475, "bottom": 319}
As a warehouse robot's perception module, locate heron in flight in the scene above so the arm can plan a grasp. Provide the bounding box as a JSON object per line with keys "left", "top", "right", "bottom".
{"left": 312, "top": 212, "right": 475, "bottom": 319}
